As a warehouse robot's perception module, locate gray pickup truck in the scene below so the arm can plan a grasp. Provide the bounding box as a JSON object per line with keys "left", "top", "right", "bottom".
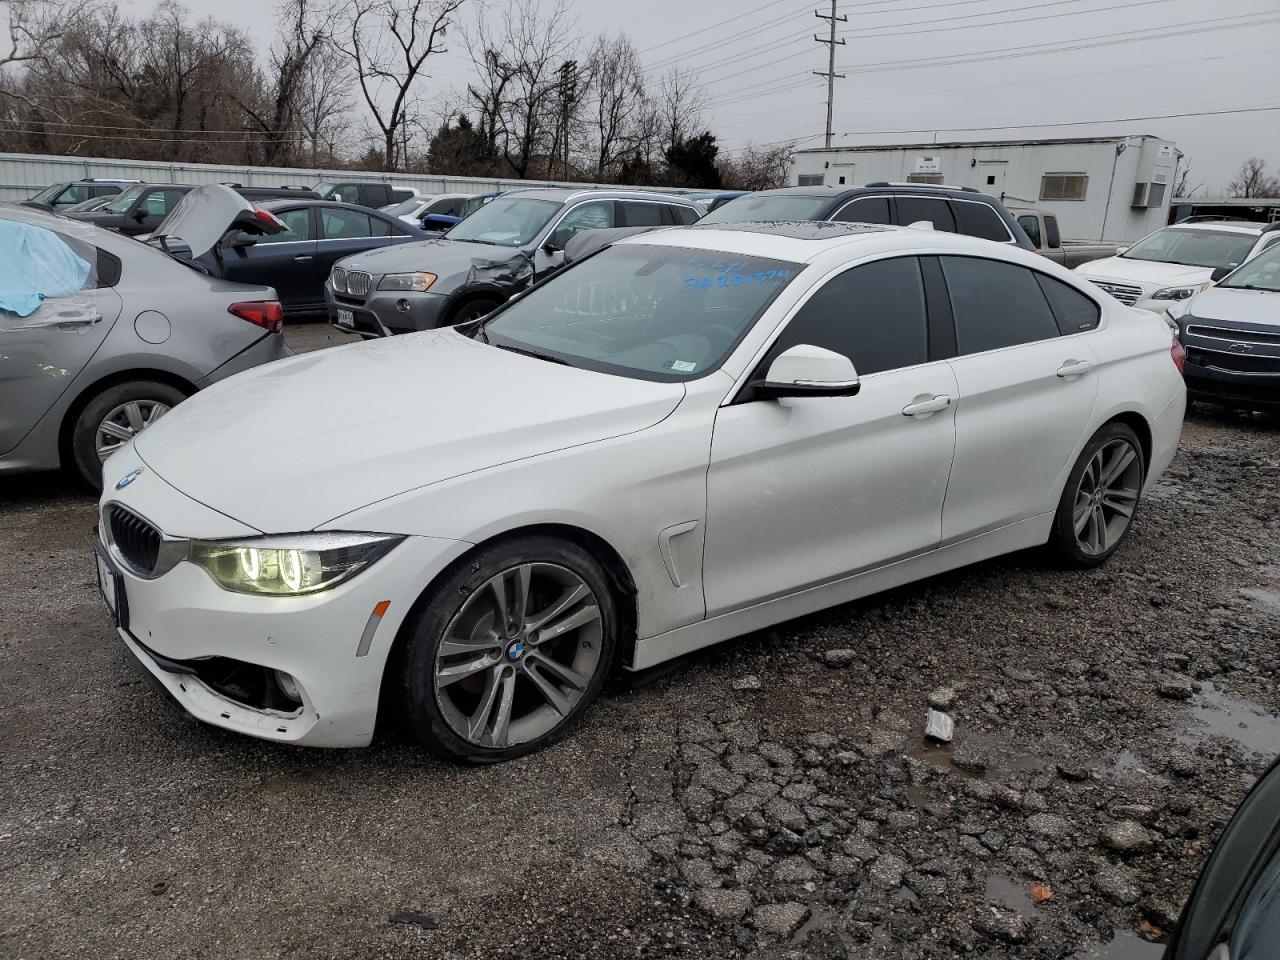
{"left": 1009, "top": 207, "right": 1116, "bottom": 268}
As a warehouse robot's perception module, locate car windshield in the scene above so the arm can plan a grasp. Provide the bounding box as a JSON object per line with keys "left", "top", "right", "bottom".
{"left": 699, "top": 194, "right": 830, "bottom": 224}
{"left": 460, "top": 194, "right": 494, "bottom": 217}
{"left": 29, "top": 183, "right": 68, "bottom": 203}
{"left": 477, "top": 243, "right": 801, "bottom": 381}
{"left": 103, "top": 185, "right": 146, "bottom": 214}
{"left": 1122, "top": 227, "right": 1258, "bottom": 270}
{"left": 445, "top": 197, "right": 559, "bottom": 247}
{"left": 1218, "top": 243, "right": 1280, "bottom": 292}
{"left": 382, "top": 197, "right": 427, "bottom": 217}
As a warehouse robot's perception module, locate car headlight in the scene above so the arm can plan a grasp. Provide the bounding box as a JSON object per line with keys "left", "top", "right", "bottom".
{"left": 1152, "top": 283, "right": 1209, "bottom": 301}
{"left": 188, "top": 532, "right": 403, "bottom": 596}
{"left": 377, "top": 272, "right": 437, "bottom": 292}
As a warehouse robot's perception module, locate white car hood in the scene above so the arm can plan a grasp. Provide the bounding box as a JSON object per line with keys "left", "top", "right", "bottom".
{"left": 134, "top": 329, "right": 686, "bottom": 532}
{"left": 1077, "top": 256, "right": 1212, "bottom": 288}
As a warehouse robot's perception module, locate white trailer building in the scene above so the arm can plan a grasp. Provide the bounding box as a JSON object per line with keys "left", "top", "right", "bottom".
{"left": 790, "top": 135, "right": 1181, "bottom": 243}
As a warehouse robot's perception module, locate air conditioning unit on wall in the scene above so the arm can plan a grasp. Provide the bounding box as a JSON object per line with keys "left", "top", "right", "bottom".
{"left": 1132, "top": 181, "right": 1167, "bottom": 208}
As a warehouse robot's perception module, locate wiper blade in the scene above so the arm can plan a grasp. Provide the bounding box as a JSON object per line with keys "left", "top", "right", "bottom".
{"left": 492, "top": 342, "right": 571, "bottom": 366}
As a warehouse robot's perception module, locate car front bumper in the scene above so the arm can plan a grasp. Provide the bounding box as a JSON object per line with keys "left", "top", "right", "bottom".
{"left": 325, "top": 283, "right": 451, "bottom": 338}
{"left": 96, "top": 450, "right": 473, "bottom": 747}
{"left": 1183, "top": 360, "right": 1280, "bottom": 411}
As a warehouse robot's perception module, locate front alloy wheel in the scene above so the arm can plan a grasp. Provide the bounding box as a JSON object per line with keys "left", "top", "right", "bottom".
{"left": 398, "top": 536, "right": 619, "bottom": 762}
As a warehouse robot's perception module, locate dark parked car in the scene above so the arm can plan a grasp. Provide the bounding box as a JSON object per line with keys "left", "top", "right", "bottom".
{"left": 315, "top": 181, "right": 415, "bottom": 209}
{"left": 326, "top": 187, "right": 704, "bottom": 337}
{"left": 688, "top": 190, "right": 746, "bottom": 211}
{"left": 21, "top": 178, "right": 139, "bottom": 211}
{"left": 699, "top": 183, "right": 1034, "bottom": 249}
{"left": 67, "top": 183, "right": 320, "bottom": 237}
{"left": 192, "top": 199, "right": 427, "bottom": 319}
{"left": 1165, "top": 757, "right": 1280, "bottom": 959}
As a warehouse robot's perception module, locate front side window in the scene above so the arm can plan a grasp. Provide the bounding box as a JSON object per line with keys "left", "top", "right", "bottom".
{"left": 700, "top": 194, "right": 832, "bottom": 224}
{"left": 1018, "top": 215, "right": 1042, "bottom": 248}
{"left": 896, "top": 196, "right": 956, "bottom": 232}
{"left": 833, "top": 196, "right": 891, "bottom": 225}
{"left": 255, "top": 208, "right": 311, "bottom": 244}
{"left": 553, "top": 201, "right": 615, "bottom": 240}
{"left": 1123, "top": 228, "right": 1258, "bottom": 270}
{"left": 52, "top": 184, "right": 91, "bottom": 207}
{"left": 1219, "top": 244, "right": 1280, "bottom": 292}
{"left": 940, "top": 256, "right": 1060, "bottom": 354}
{"left": 479, "top": 245, "right": 800, "bottom": 381}
{"left": 104, "top": 184, "right": 146, "bottom": 214}
{"left": 446, "top": 197, "right": 560, "bottom": 247}
{"left": 766, "top": 257, "right": 929, "bottom": 376}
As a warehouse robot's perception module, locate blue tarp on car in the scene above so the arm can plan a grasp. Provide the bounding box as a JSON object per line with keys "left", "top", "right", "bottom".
{"left": 0, "top": 221, "right": 91, "bottom": 317}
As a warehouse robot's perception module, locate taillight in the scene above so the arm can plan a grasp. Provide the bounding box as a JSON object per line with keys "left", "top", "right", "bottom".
{"left": 229, "top": 300, "right": 284, "bottom": 334}
{"left": 1170, "top": 336, "right": 1186, "bottom": 375}
{"left": 252, "top": 205, "right": 286, "bottom": 231}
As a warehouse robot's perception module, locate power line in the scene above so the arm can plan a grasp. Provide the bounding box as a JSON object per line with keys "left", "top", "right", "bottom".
{"left": 637, "top": 0, "right": 807, "bottom": 55}
{"left": 833, "top": 104, "right": 1280, "bottom": 138}
{"left": 839, "top": 10, "right": 1280, "bottom": 72}
{"left": 855, "top": 0, "right": 1182, "bottom": 38}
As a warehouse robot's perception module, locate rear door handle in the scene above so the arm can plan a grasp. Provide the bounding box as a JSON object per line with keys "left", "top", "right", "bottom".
{"left": 292, "top": 255, "right": 314, "bottom": 263}
{"left": 902, "top": 394, "right": 952, "bottom": 418}
{"left": 1056, "top": 359, "right": 1092, "bottom": 378}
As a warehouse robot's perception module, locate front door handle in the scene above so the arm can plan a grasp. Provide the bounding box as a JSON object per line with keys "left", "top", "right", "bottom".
{"left": 292, "top": 255, "right": 314, "bottom": 263}
{"left": 1056, "top": 359, "right": 1092, "bottom": 378}
{"left": 902, "top": 394, "right": 952, "bottom": 418}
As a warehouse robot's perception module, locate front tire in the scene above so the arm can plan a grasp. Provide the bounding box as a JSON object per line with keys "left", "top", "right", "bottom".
{"left": 1049, "top": 422, "right": 1145, "bottom": 568}
{"left": 70, "top": 381, "right": 185, "bottom": 489}
{"left": 447, "top": 297, "right": 501, "bottom": 326}
{"left": 398, "top": 535, "right": 619, "bottom": 763}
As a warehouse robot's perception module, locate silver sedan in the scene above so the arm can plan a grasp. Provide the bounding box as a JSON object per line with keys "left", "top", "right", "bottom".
{"left": 0, "top": 189, "right": 290, "bottom": 487}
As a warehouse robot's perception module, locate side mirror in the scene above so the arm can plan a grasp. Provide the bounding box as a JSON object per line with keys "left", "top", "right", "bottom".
{"left": 543, "top": 228, "right": 571, "bottom": 253}
{"left": 1210, "top": 266, "right": 1233, "bottom": 283}
{"left": 133, "top": 209, "right": 148, "bottom": 222}
{"left": 223, "top": 230, "right": 258, "bottom": 249}
{"left": 751, "top": 344, "right": 860, "bottom": 399}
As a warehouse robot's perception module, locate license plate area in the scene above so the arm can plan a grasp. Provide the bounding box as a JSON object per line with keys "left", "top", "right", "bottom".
{"left": 94, "top": 531, "right": 129, "bottom": 631}
{"left": 336, "top": 309, "right": 355, "bottom": 328}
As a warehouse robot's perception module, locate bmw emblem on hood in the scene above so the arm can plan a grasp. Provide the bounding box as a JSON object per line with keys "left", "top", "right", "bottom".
{"left": 115, "top": 468, "right": 143, "bottom": 490}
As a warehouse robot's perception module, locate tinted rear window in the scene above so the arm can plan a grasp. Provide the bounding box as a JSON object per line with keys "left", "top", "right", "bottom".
{"left": 1036, "top": 273, "right": 1100, "bottom": 333}
{"left": 940, "top": 256, "right": 1060, "bottom": 354}
{"left": 896, "top": 196, "right": 956, "bottom": 232}
{"left": 953, "top": 201, "right": 1011, "bottom": 242}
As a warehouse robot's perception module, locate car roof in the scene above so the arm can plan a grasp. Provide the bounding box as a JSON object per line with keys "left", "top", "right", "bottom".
{"left": 615, "top": 219, "right": 1031, "bottom": 265}
{"left": 740, "top": 183, "right": 992, "bottom": 201}
{"left": 1166, "top": 221, "right": 1264, "bottom": 235}
{"left": 498, "top": 187, "right": 701, "bottom": 204}
{"left": 260, "top": 199, "right": 389, "bottom": 214}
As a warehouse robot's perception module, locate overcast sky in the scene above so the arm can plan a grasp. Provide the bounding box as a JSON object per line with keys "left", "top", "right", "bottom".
{"left": 171, "top": 0, "right": 1280, "bottom": 193}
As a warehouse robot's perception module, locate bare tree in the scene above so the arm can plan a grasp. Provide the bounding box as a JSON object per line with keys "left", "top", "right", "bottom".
{"left": 297, "top": 39, "right": 351, "bottom": 163}
{"left": 656, "top": 67, "right": 705, "bottom": 156}
{"left": 719, "top": 142, "right": 795, "bottom": 191}
{"left": 236, "top": 0, "right": 326, "bottom": 165}
{"left": 0, "top": 0, "right": 70, "bottom": 70}
{"left": 1228, "top": 157, "right": 1280, "bottom": 199}
{"left": 334, "top": 0, "right": 467, "bottom": 170}
{"left": 585, "top": 33, "right": 643, "bottom": 178}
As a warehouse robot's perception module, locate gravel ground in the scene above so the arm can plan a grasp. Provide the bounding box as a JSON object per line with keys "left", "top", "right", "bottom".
{"left": 2, "top": 328, "right": 1278, "bottom": 959}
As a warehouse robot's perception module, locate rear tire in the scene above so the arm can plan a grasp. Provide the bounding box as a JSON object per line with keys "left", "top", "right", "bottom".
{"left": 70, "top": 381, "right": 185, "bottom": 490}
{"left": 1048, "top": 422, "right": 1145, "bottom": 568}
{"left": 397, "top": 535, "right": 619, "bottom": 763}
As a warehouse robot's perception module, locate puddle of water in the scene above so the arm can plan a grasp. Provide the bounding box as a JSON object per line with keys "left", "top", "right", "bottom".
{"left": 1180, "top": 681, "right": 1280, "bottom": 759}
{"left": 909, "top": 730, "right": 1050, "bottom": 784}
{"left": 791, "top": 906, "right": 838, "bottom": 945}
{"left": 984, "top": 875, "right": 1036, "bottom": 917}
{"left": 1069, "top": 930, "right": 1165, "bottom": 959}
{"left": 1241, "top": 587, "right": 1280, "bottom": 614}
{"left": 909, "top": 742, "right": 984, "bottom": 781}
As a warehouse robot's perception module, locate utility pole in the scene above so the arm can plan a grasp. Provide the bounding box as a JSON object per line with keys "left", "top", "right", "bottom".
{"left": 813, "top": 0, "right": 847, "bottom": 149}
{"left": 556, "top": 60, "right": 579, "bottom": 181}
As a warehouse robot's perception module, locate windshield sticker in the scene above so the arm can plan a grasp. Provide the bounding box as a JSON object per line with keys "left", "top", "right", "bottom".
{"left": 666, "top": 359, "right": 698, "bottom": 373}
{"left": 682, "top": 268, "right": 793, "bottom": 292}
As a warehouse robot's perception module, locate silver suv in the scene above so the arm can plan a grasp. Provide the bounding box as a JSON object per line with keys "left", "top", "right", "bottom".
{"left": 326, "top": 187, "right": 704, "bottom": 337}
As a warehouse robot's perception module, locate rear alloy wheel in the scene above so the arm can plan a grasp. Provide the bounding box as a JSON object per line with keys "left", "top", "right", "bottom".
{"left": 70, "top": 380, "right": 186, "bottom": 489}
{"left": 1050, "top": 422, "right": 1145, "bottom": 567}
{"left": 398, "top": 536, "right": 618, "bottom": 762}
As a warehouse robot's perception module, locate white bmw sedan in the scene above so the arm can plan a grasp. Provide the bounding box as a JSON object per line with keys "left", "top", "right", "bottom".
{"left": 95, "top": 221, "right": 1186, "bottom": 762}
